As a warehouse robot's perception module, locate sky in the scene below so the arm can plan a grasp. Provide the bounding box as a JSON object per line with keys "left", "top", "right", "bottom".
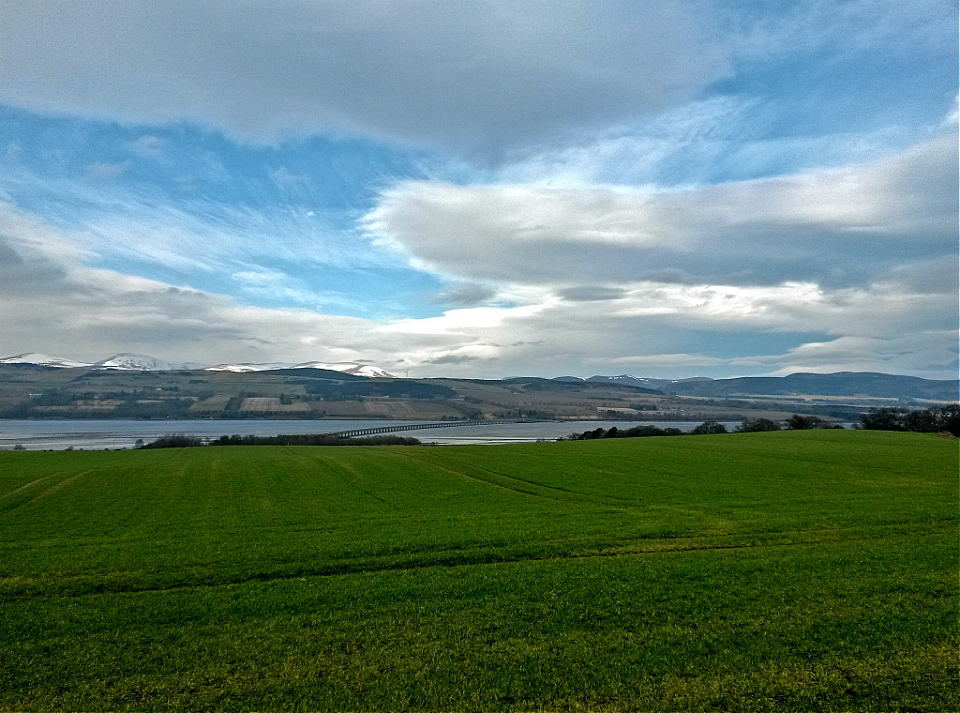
{"left": 0, "top": 0, "right": 956, "bottom": 379}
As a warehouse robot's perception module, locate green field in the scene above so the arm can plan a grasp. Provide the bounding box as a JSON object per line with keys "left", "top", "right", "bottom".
{"left": 0, "top": 431, "right": 956, "bottom": 711}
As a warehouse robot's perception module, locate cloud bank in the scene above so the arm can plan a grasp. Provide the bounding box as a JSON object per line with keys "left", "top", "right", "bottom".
{"left": 366, "top": 133, "right": 957, "bottom": 289}
{"left": 0, "top": 0, "right": 728, "bottom": 155}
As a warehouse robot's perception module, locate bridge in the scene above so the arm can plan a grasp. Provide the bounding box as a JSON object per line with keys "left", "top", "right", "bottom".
{"left": 323, "top": 420, "right": 534, "bottom": 439}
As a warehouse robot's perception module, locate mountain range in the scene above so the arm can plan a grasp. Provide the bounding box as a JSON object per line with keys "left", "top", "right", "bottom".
{"left": 1, "top": 352, "right": 956, "bottom": 401}
{"left": 0, "top": 353, "right": 396, "bottom": 378}
{"left": 570, "top": 373, "right": 958, "bottom": 402}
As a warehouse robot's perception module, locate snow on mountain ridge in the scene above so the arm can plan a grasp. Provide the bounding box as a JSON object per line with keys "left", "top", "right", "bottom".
{"left": 0, "top": 352, "right": 93, "bottom": 368}
{"left": 94, "top": 353, "right": 194, "bottom": 371}
{"left": 0, "top": 352, "right": 396, "bottom": 376}
{"left": 205, "top": 361, "right": 396, "bottom": 377}
{"left": 292, "top": 361, "right": 396, "bottom": 378}
{"left": 206, "top": 362, "right": 297, "bottom": 372}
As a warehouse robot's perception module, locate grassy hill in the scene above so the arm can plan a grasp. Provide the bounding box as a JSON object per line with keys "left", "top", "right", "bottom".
{"left": 0, "top": 431, "right": 956, "bottom": 711}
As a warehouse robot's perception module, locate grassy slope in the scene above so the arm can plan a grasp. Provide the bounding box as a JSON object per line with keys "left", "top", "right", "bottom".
{"left": 0, "top": 430, "right": 956, "bottom": 711}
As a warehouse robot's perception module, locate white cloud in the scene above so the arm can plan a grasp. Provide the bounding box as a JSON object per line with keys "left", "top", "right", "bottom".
{"left": 366, "top": 132, "right": 958, "bottom": 288}
{"left": 945, "top": 94, "right": 960, "bottom": 127}
{"left": 734, "top": 0, "right": 953, "bottom": 61}
{"left": 592, "top": 353, "right": 733, "bottom": 369}
{"left": 0, "top": 161, "right": 393, "bottom": 278}
{"left": 229, "top": 268, "right": 372, "bottom": 314}
{"left": 383, "top": 304, "right": 548, "bottom": 337}
{"left": 85, "top": 162, "right": 125, "bottom": 180}
{"left": 355, "top": 131, "right": 960, "bottom": 378}
{"left": 131, "top": 135, "right": 167, "bottom": 159}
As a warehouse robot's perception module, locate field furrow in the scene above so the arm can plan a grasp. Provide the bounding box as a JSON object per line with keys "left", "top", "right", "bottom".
{"left": 405, "top": 450, "right": 628, "bottom": 505}
{"left": 394, "top": 451, "right": 586, "bottom": 504}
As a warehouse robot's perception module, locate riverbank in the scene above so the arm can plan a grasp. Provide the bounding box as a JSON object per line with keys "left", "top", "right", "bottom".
{"left": 0, "top": 419, "right": 747, "bottom": 450}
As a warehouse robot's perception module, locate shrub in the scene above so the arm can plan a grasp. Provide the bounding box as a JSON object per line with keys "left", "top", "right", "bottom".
{"left": 861, "top": 405, "right": 960, "bottom": 436}
{"left": 737, "top": 418, "right": 782, "bottom": 433}
{"left": 142, "top": 434, "right": 205, "bottom": 449}
{"left": 786, "top": 414, "right": 823, "bottom": 430}
{"left": 692, "top": 421, "right": 728, "bottom": 435}
{"left": 860, "top": 407, "right": 907, "bottom": 431}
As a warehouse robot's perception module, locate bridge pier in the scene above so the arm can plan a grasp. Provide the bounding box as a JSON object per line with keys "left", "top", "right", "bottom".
{"left": 322, "top": 419, "right": 538, "bottom": 439}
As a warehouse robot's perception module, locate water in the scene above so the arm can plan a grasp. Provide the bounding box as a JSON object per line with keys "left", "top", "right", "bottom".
{"left": 0, "top": 419, "right": 744, "bottom": 450}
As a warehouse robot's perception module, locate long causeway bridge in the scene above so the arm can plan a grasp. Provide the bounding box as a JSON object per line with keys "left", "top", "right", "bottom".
{"left": 324, "top": 420, "right": 533, "bottom": 439}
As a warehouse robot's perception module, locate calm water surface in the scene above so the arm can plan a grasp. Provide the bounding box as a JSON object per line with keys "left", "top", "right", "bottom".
{"left": 0, "top": 419, "right": 742, "bottom": 450}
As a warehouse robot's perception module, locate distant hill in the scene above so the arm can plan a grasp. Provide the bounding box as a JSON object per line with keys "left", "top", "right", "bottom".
{"left": 663, "top": 372, "right": 958, "bottom": 401}
{"left": 508, "top": 377, "right": 663, "bottom": 395}
{"left": 563, "top": 372, "right": 958, "bottom": 402}
{"left": 264, "top": 368, "right": 368, "bottom": 382}
{"left": 578, "top": 374, "right": 710, "bottom": 391}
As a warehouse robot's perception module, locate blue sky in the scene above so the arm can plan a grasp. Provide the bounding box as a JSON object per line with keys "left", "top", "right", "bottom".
{"left": 0, "top": 0, "right": 956, "bottom": 378}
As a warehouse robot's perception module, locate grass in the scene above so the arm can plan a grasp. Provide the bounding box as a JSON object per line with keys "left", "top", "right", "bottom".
{"left": 0, "top": 430, "right": 956, "bottom": 711}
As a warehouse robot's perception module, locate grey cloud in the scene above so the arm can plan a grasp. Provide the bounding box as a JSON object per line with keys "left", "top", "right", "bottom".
{"left": 425, "top": 354, "right": 486, "bottom": 365}
{"left": 557, "top": 286, "right": 628, "bottom": 302}
{"left": 0, "top": 1, "right": 728, "bottom": 155}
{"left": 0, "top": 237, "right": 23, "bottom": 266}
{"left": 634, "top": 270, "right": 693, "bottom": 284}
{"left": 0, "top": 239, "right": 68, "bottom": 293}
{"left": 429, "top": 282, "right": 497, "bottom": 308}
{"left": 879, "top": 256, "right": 959, "bottom": 295}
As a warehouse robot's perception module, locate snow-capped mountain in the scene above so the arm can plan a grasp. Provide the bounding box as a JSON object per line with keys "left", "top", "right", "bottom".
{"left": 93, "top": 353, "right": 192, "bottom": 371}
{"left": 206, "top": 362, "right": 297, "bottom": 373}
{"left": 207, "top": 360, "right": 395, "bottom": 378}
{"left": 4, "top": 351, "right": 396, "bottom": 377}
{"left": 291, "top": 361, "right": 396, "bottom": 378}
{"left": 342, "top": 365, "right": 396, "bottom": 378}
{"left": 581, "top": 374, "right": 714, "bottom": 390}
{"left": 0, "top": 352, "right": 93, "bottom": 368}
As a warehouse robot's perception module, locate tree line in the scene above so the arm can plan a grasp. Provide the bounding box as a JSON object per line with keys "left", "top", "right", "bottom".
{"left": 139, "top": 433, "right": 422, "bottom": 448}
{"left": 566, "top": 406, "right": 959, "bottom": 441}
{"left": 858, "top": 405, "right": 959, "bottom": 436}
{"left": 562, "top": 418, "right": 816, "bottom": 440}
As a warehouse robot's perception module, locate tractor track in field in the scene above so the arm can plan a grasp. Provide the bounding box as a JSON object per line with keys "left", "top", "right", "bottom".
{"left": 276, "top": 445, "right": 313, "bottom": 464}
{"left": 4, "top": 524, "right": 950, "bottom": 602}
{"left": 0, "top": 470, "right": 92, "bottom": 517}
{"left": 1, "top": 474, "right": 57, "bottom": 499}
{"left": 414, "top": 450, "right": 605, "bottom": 498}
{"left": 394, "top": 451, "right": 608, "bottom": 506}
{"left": 287, "top": 447, "right": 395, "bottom": 505}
